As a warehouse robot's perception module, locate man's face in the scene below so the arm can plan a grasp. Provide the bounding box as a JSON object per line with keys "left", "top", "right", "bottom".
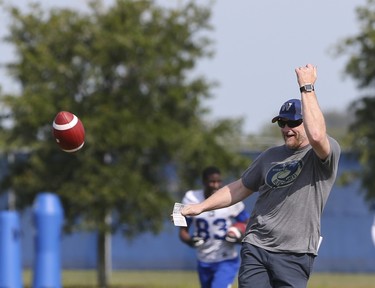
{"left": 279, "top": 121, "right": 309, "bottom": 149}
{"left": 203, "top": 173, "right": 222, "bottom": 196}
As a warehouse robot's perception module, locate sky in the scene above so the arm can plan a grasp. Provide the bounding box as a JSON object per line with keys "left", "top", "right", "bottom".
{"left": 0, "top": 0, "right": 369, "bottom": 134}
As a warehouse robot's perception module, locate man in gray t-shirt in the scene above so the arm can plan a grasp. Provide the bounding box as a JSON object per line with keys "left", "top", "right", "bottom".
{"left": 241, "top": 135, "right": 340, "bottom": 256}
{"left": 181, "top": 63, "right": 341, "bottom": 288}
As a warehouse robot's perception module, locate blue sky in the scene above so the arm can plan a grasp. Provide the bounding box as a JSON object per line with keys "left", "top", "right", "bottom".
{"left": 0, "top": 0, "right": 368, "bottom": 133}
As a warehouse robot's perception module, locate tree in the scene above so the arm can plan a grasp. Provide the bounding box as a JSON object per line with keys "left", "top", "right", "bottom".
{"left": 0, "top": 0, "right": 248, "bottom": 286}
{"left": 335, "top": 0, "right": 375, "bottom": 206}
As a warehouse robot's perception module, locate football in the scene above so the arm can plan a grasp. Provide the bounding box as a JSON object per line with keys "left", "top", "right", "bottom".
{"left": 52, "top": 111, "right": 85, "bottom": 153}
{"left": 225, "top": 222, "right": 247, "bottom": 243}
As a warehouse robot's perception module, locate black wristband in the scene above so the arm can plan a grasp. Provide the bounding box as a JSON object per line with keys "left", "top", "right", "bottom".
{"left": 300, "top": 84, "right": 314, "bottom": 93}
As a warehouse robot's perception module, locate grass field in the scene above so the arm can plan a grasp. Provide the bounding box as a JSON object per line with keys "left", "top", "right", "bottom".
{"left": 22, "top": 270, "right": 375, "bottom": 288}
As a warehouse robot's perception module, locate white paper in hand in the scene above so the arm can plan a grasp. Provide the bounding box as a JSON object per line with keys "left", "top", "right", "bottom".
{"left": 172, "top": 203, "right": 187, "bottom": 227}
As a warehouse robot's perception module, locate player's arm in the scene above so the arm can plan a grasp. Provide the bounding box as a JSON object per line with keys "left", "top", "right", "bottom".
{"left": 296, "top": 64, "right": 330, "bottom": 160}
{"left": 179, "top": 221, "right": 204, "bottom": 248}
{"left": 235, "top": 209, "right": 250, "bottom": 224}
{"left": 225, "top": 206, "right": 250, "bottom": 243}
{"left": 181, "top": 179, "right": 253, "bottom": 217}
{"left": 179, "top": 226, "right": 191, "bottom": 245}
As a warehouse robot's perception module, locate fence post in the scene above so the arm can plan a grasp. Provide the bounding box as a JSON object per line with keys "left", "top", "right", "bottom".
{"left": 0, "top": 210, "right": 22, "bottom": 288}
{"left": 32, "top": 193, "right": 64, "bottom": 288}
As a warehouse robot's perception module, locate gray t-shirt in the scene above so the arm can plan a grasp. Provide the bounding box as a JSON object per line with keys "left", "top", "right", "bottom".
{"left": 241, "top": 136, "right": 341, "bottom": 255}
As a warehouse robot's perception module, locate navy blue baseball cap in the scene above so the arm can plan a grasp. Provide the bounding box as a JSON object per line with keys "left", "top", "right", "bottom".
{"left": 271, "top": 99, "right": 303, "bottom": 123}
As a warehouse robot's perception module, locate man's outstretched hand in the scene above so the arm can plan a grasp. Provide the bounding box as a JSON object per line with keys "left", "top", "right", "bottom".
{"left": 181, "top": 204, "right": 204, "bottom": 217}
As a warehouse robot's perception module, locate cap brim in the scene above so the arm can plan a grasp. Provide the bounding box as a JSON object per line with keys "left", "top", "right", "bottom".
{"left": 271, "top": 115, "right": 302, "bottom": 123}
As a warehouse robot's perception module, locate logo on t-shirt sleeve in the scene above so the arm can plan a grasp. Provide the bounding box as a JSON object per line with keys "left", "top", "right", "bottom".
{"left": 266, "top": 160, "right": 303, "bottom": 188}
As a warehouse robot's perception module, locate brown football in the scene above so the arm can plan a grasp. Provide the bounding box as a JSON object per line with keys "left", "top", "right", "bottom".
{"left": 52, "top": 111, "right": 85, "bottom": 153}
{"left": 226, "top": 222, "right": 247, "bottom": 242}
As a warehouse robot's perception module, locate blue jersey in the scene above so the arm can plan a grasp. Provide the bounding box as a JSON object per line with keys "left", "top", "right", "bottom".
{"left": 182, "top": 189, "right": 249, "bottom": 263}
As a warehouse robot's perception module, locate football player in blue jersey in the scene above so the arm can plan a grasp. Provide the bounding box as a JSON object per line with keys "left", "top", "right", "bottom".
{"left": 179, "top": 166, "right": 249, "bottom": 288}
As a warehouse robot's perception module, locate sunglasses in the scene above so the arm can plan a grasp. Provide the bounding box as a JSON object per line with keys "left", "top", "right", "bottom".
{"left": 277, "top": 119, "right": 303, "bottom": 128}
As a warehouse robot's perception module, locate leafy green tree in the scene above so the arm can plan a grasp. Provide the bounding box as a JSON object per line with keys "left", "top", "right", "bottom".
{"left": 335, "top": 0, "right": 375, "bottom": 206}
{"left": 0, "top": 0, "right": 248, "bottom": 285}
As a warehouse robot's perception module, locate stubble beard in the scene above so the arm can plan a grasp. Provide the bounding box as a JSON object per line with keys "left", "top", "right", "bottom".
{"left": 284, "top": 133, "right": 306, "bottom": 150}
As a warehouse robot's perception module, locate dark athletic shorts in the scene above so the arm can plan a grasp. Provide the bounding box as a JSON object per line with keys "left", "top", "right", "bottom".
{"left": 238, "top": 243, "right": 315, "bottom": 288}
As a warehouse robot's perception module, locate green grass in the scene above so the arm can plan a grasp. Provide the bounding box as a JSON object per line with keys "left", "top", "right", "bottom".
{"left": 308, "top": 272, "right": 375, "bottom": 288}
{"left": 22, "top": 270, "right": 375, "bottom": 288}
